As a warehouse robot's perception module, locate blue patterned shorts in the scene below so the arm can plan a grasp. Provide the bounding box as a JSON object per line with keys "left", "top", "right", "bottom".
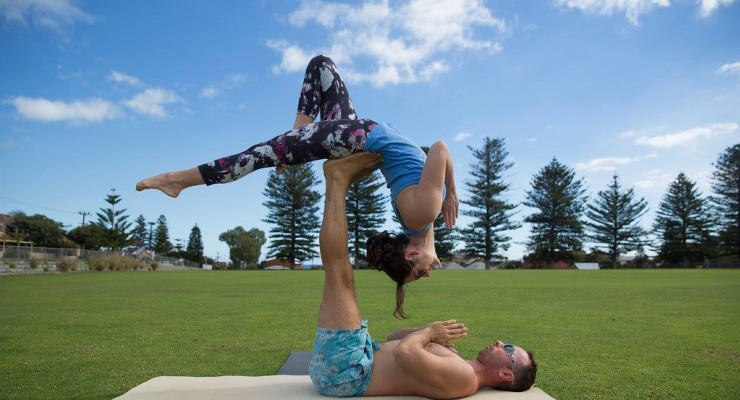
{"left": 309, "top": 320, "right": 381, "bottom": 397}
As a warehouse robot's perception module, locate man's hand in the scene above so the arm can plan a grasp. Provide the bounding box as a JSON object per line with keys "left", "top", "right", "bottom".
{"left": 323, "top": 153, "right": 382, "bottom": 188}
{"left": 441, "top": 190, "right": 459, "bottom": 228}
{"left": 425, "top": 320, "right": 467, "bottom": 346}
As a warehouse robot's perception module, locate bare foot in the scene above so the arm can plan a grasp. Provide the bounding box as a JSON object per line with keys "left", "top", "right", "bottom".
{"left": 323, "top": 153, "right": 383, "bottom": 185}
{"left": 136, "top": 173, "right": 184, "bottom": 198}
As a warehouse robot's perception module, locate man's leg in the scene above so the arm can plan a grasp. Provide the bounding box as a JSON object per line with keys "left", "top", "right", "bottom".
{"left": 317, "top": 153, "right": 382, "bottom": 329}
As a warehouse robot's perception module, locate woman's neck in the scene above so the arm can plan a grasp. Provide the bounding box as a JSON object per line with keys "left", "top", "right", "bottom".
{"left": 407, "top": 225, "right": 435, "bottom": 247}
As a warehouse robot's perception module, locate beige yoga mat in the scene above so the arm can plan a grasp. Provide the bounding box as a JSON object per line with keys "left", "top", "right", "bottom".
{"left": 114, "top": 375, "right": 555, "bottom": 400}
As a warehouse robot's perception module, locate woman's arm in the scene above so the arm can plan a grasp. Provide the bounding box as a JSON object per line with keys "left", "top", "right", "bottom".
{"left": 397, "top": 141, "right": 458, "bottom": 229}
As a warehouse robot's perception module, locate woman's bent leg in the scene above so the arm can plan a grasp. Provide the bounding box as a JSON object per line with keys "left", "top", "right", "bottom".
{"left": 198, "top": 119, "right": 377, "bottom": 185}
{"left": 297, "top": 55, "right": 357, "bottom": 123}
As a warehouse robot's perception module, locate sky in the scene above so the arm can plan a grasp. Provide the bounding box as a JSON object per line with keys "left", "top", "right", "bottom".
{"left": 1, "top": 0, "right": 739, "bottom": 265}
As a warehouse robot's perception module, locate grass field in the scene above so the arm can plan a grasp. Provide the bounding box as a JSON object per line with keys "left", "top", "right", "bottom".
{"left": 1, "top": 269, "right": 739, "bottom": 400}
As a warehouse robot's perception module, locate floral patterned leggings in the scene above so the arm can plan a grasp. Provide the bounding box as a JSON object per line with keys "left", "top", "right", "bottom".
{"left": 197, "top": 55, "right": 378, "bottom": 185}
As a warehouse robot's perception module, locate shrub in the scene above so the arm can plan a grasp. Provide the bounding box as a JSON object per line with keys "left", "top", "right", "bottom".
{"left": 8, "top": 261, "right": 16, "bottom": 269}
{"left": 30, "top": 259, "right": 39, "bottom": 269}
{"left": 87, "top": 257, "right": 107, "bottom": 272}
{"left": 150, "top": 261, "right": 160, "bottom": 271}
{"left": 86, "top": 255, "right": 145, "bottom": 272}
{"left": 42, "top": 266, "right": 49, "bottom": 272}
{"left": 58, "top": 259, "right": 77, "bottom": 273}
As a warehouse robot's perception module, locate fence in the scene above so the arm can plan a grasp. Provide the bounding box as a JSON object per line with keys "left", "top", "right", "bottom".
{"left": 0, "top": 241, "right": 200, "bottom": 269}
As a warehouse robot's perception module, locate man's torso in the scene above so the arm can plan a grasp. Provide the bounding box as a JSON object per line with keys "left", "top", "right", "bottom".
{"left": 363, "top": 340, "right": 477, "bottom": 398}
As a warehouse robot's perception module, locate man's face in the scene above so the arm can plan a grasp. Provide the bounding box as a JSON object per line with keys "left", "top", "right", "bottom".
{"left": 477, "top": 340, "right": 527, "bottom": 372}
{"left": 403, "top": 248, "right": 440, "bottom": 283}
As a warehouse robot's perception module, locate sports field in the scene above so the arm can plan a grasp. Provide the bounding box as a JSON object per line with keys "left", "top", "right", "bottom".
{"left": 1, "top": 269, "right": 738, "bottom": 399}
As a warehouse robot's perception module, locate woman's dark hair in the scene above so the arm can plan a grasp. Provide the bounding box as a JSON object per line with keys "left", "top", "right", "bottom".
{"left": 366, "top": 231, "right": 412, "bottom": 319}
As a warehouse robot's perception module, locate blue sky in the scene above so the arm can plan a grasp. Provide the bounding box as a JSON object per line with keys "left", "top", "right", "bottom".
{"left": 1, "top": 0, "right": 738, "bottom": 264}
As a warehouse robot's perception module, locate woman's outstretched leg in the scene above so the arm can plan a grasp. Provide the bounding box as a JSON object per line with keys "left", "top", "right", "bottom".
{"left": 136, "top": 55, "right": 371, "bottom": 195}
{"left": 198, "top": 118, "right": 377, "bottom": 185}
{"left": 135, "top": 167, "right": 204, "bottom": 198}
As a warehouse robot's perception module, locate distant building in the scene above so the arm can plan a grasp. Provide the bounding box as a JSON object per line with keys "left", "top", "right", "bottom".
{"left": 133, "top": 246, "right": 154, "bottom": 260}
{"left": 0, "top": 214, "right": 17, "bottom": 238}
{"left": 261, "top": 258, "right": 302, "bottom": 270}
{"left": 440, "top": 261, "right": 464, "bottom": 270}
{"left": 522, "top": 261, "right": 573, "bottom": 269}
{"left": 575, "top": 262, "right": 600, "bottom": 270}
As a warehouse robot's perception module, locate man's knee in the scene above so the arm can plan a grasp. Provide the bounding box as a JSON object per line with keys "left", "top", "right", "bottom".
{"left": 325, "top": 265, "right": 355, "bottom": 289}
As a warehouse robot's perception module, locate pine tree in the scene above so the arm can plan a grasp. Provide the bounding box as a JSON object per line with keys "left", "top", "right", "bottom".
{"left": 653, "top": 173, "right": 714, "bottom": 267}
{"left": 134, "top": 215, "right": 148, "bottom": 248}
{"left": 710, "top": 144, "right": 740, "bottom": 259}
{"left": 186, "top": 224, "right": 205, "bottom": 264}
{"left": 584, "top": 174, "right": 649, "bottom": 268}
{"left": 524, "top": 158, "right": 588, "bottom": 267}
{"left": 460, "top": 137, "right": 520, "bottom": 268}
{"left": 346, "top": 171, "right": 386, "bottom": 268}
{"left": 433, "top": 215, "right": 458, "bottom": 260}
{"left": 95, "top": 188, "right": 132, "bottom": 251}
{"left": 153, "top": 214, "right": 173, "bottom": 255}
{"left": 262, "top": 164, "right": 322, "bottom": 268}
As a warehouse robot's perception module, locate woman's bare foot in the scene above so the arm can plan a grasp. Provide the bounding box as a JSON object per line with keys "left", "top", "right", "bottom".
{"left": 323, "top": 153, "right": 383, "bottom": 187}
{"left": 136, "top": 167, "right": 205, "bottom": 198}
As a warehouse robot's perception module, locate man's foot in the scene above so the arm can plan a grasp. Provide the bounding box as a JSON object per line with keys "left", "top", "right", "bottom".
{"left": 136, "top": 172, "right": 184, "bottom": 198}
{"left": 323, "top": 153, "right": 382, "bottom": 187}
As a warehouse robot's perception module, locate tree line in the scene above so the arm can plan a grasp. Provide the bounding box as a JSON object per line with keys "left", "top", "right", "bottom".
{"left": 7, "top": 142, "right": 739, "bottom": 269}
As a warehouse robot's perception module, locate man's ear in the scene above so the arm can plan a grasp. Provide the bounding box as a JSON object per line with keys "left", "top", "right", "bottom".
{"left": 498, "top": 369, "right": 514, "bottom": 383}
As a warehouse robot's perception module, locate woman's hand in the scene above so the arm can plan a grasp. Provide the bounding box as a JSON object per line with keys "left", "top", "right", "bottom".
{"left": 425, "top": 320, "right": 467, "bottom": 346}
{"left": 441, "top": 190, "right": 459, "bottom": 228}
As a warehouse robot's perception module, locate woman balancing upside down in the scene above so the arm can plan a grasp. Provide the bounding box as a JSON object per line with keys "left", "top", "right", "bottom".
{"left": 136, "top": 55, "right": 458, "bottom": 318}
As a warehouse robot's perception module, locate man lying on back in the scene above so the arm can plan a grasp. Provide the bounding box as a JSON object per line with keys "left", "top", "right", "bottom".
{"left": 311, "top": 153, "right": 537, "bottom": 399}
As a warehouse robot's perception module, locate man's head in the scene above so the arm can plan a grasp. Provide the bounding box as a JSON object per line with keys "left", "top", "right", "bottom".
{"left": 476, "top": 341, "right": 537, "bottom": 392}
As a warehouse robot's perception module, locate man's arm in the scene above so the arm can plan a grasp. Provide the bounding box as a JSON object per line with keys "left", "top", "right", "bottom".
{"left": 386, "top": 327, "right": 424, "bottom": 342}
{"left": 392, "top": 320, "right": 473, "bottom": 396}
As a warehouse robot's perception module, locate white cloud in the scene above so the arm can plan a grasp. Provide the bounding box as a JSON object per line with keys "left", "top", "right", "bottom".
{"left": 123, "top": 88, "right": 182, "bottom": 118}
{"left": 268, "top": 0, "right": 506, "bottom": 87}
{"left": 555, "top": 0, "right": 670, "bottom": 26}
{"left": 198, "top": 74, "right": 247, "bottom": 100}
{"left": 716, "top": 62, "right": 740, "bottom": 76}
{"left": 574, "top": 152, "right": 657, "bottom": 172}
{"left": 634, "top": 180, "right": 655, "bottom": 189}
{"left": 0, "top": 0, "right": 94, "bottom": 34}
{"left": 227, "top": 74, "right": 247, "bottom": 86}
{"left": 635, "top": 122, "right": 737, "bottom": 148}
{"left": 267, "top": 40, "right": 314, "bottom": 74}
{"left": 699, "top": 0, "right": 738, "bottom": 17}
{"left": 618, "top": 129, "right": 637, "bottom": 138}
{"left": 200, "top": 86, "right": 220, "bottom": 99}
{"left": 635, "top": 169, "right": 673, "bottom": 189}
{"left": 107, "top": 70, "right": 141, "bottom": 86}
{"left": 8, "top": 96, "right": 120, "bottom": 122}
{"left": 454, "top": 132, "right": 473, "bottom": 141}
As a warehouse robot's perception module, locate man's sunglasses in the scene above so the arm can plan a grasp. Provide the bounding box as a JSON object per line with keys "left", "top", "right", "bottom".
{"left": 503, "top": 343, "right": 516, "bottom": 373}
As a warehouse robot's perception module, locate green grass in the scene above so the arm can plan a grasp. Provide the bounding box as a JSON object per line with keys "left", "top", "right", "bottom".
{"left": 1, "top": 269, "right": 739, "bottom": 399}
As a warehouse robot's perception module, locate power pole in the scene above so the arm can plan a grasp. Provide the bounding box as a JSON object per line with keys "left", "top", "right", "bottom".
{"left": 78, "top": 211, "right": 90, "bottom": 226}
